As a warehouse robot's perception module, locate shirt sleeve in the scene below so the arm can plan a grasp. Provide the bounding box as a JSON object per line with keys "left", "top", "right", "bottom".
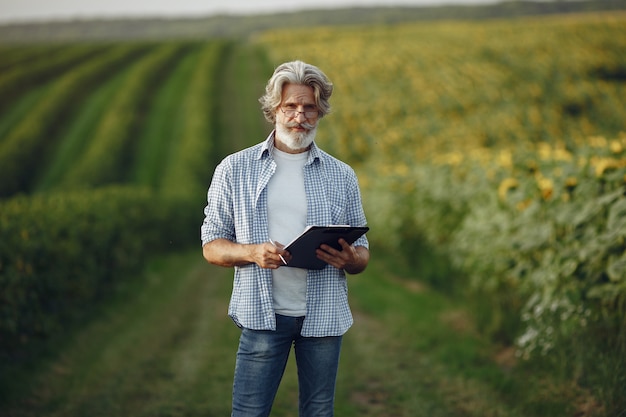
{"left": 346, "top": 168, "right": 369, "bottom": 249}
{"left": 201, "top": 159, "right": 235, "bottom": 246}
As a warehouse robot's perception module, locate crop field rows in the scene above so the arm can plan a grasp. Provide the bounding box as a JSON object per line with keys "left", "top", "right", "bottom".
{"left": 0, "top": 42, "right": 223, "bottom": 196}
{"left": 0, "top": 41, "right": 230, "bottom": 368}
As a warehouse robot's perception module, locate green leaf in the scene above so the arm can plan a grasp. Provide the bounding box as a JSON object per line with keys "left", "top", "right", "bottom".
{"left": 587, "top": 283, "right": 621, "bottom": 301}
{"left": 607, "top": 254, "right": 626, "bottom": 282}
{"left": 608, "top": 197, "right": 626, "bottom": 237}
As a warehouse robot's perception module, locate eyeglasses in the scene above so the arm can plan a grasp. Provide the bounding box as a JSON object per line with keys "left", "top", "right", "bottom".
{"left": 279, "top": 105, "right": 319, "bottom": 119}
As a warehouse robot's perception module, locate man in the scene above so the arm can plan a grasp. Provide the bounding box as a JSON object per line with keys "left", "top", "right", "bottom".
{"left": 201, "top": 60, "right": 369, "bottom": 417}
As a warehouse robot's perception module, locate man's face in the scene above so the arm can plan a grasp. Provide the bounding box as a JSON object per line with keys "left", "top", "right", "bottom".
{"left": 274, "top": 83, "right": 319, "bottom": 153}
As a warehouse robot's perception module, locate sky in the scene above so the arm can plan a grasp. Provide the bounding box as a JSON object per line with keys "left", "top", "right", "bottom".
{"left": 0, "top": 0, "right": 498, "bottom": 24}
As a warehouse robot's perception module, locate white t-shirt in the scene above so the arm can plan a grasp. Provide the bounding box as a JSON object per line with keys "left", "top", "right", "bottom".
{"left": 267, "top": 148, "right": 308, "bottom": 316}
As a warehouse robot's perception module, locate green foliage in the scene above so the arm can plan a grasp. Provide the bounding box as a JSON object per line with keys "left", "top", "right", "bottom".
{"left": 362, "top": 138, "right": 626, "bottom": 412}
{"left": 0, "top": 44, "right": 68, "bottom": 70}
{"left": 0, "top": 40, "right": 230, "bottom": 380}
{"left": 33, "top": 63, "right": 132, "bottom": 192}
{"left": 58, "top": 43, "right": 189, "bottom": 189}
{"left": 256, "top": 14, "right": 626, "bottom": 414}
{"left": 159, "top": 41, "right": 226, "bottom": 200}
{"left": 0, "top": 43, "right": 152, "bottom": 197}
{"left": 0, "top": 187, "right": 193, "bottom": 355}
{"left": 0, "top": 43, "right": 112, "bottom": 114}
{"left": 131, "top": 43, "right": 203, "bottom": 188}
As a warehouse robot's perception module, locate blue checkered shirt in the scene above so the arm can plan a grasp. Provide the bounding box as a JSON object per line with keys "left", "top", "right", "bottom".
{"left": 201, "top": 132, "right": 369, "bottom": 337}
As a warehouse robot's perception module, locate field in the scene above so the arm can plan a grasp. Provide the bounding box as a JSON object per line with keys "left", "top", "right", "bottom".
{"left": 1, "top": 11, "right": 625, "bottom": 416}
{"left": 256, "top": 13, "right": 626, "bottom": 411}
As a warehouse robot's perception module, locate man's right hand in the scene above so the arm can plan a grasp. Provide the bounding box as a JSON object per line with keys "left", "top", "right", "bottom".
{"left": 203, "top": 239, "right": 290, "bottom": 269}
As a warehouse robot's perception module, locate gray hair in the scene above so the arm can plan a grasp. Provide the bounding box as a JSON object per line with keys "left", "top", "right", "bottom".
{"left": 259, "top": 60, "right": 333, "bottom": 124}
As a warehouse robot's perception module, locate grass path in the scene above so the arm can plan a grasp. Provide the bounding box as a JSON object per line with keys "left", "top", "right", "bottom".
{"left": 5, "top": 252, "right": 238, "bottom": 416}
{"left": 4, "top": 249, "right": 579, "bottom": 416}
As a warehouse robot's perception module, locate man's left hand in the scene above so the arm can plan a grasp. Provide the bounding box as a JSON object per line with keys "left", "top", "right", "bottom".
{"left": 317, "top": 239, "right": 369, "bottom": 274}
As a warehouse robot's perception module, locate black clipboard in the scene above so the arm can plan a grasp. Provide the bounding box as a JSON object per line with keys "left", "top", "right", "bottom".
{"left": 284, "top": 225, "right": 369, "bottom": 270}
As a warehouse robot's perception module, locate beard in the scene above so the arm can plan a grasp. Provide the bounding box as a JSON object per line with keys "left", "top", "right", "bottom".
{"left": 275, "top": 121, "right": 317, "bottom": 152}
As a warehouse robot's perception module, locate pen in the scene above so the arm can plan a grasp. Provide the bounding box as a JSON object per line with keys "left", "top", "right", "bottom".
{"left": 269, "top": 239, "right": 288, "bottom": 265}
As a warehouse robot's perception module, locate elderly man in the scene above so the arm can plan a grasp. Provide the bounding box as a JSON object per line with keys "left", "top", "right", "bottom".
{"left": 201, "top": 60, "right": 369, "bottom": 417}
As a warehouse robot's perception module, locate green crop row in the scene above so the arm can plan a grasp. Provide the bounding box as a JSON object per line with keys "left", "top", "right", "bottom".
{"left": 131, "top": 43, "right": 204, "bottom": 188}
{"left": 0, "top": 43, "right": 153, "bottom": 197}
{"left": 56, "top": 43, "right": 189, "bottom": 189}
{"left": 0, "top": 43, "right": 113, "bottom": 114}
{"left": 0, "top": 186, "right": 195, "bottom": 355}
{"left": 33, "top": 62, "right": 135, "bottom": 192}
{"left": 160, "top": 41, "right": 225, "bottom": 200}
{"left": 0, "top": 44, "right": 69, "bottom": 72}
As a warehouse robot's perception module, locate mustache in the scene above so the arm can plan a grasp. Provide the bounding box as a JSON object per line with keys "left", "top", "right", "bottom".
{"left": 285, "top": 121, "right": 316, "bottom": 130}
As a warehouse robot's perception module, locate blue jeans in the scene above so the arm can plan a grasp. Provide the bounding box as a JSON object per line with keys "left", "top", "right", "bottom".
{"left": 232, "top": 314, "right": 343, "bottom": 417}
